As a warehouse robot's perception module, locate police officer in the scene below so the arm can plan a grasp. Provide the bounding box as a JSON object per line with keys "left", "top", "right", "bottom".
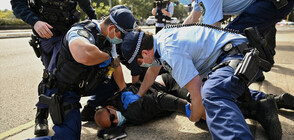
{"left": 11, "top": 0, "right": 97, "bottom": 136}
{"left": 120, "top": 24, "right": 294, "bottom": 139}
{"left": 27, "top": 8, "right": 136, "bottom": 140}
{"left": 181, "top": 0, "right": 294, "bottom": 81}
{"left": 152, "top": 0, "right": 174, "bottom": 33}
{"left": 80, "top": 5, "right": 143, "bottom": 121}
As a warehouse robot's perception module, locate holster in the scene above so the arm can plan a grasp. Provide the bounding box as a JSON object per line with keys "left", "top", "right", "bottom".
{"left": 244, "top": 27, "right": 274, "bottom": 70}
{"left": 39, "top": 94, "right": 64, "bottom": 125}
{"left": 234, "top": 48, "right": 272, "bottom": 86}
{"left": 29, "top": 34, "right": 41, "bottom": 58}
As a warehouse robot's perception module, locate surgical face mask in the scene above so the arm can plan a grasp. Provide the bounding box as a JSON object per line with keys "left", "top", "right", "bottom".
{"left": 116, "top": 110, "right": 126, "bottom": 126}
{"left": 107, "top": 30, "right": 123, "bottom": 44}
{"left": 178, "top": 0, "right": 192, "bottom": 5}
{"left": 140, "top": 57, "right": 161, "bottom": 68}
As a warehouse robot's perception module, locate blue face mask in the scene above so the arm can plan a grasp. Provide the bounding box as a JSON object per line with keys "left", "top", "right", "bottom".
{"left": 140, "top": 57, "right": 161, "bottom": 68}
{"left": 107, "top": 31, "right": 123, "bottom": 44}
{"left": 178, "top": 0, "right": 192, "bottom": 5}
{"left": 116, "top": 111, "right": 126, "bottom": 126}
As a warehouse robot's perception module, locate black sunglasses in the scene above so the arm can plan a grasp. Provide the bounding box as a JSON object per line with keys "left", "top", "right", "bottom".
{"left": 106, "top": 108, "right": 116, "bottom": 127}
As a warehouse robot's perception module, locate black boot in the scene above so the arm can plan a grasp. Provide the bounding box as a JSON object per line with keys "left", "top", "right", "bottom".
{"left": 255, "top": 72, "right": 265, "bottom": 82}
{"left": 81, "top": 105, "right": 96, "bottom": 121}
{"left": 34, "top": 108, "right": 49, "bottom": 136}
{"left": 240, "top": 97, "right": 282, "bottom": 140}
{"left": 267, "top": 93, "right": 294, "bottom": 110}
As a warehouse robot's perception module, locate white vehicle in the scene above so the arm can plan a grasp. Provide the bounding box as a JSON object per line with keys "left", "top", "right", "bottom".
{"left": 276, "top": 19, "right": 294, "bottom": 26}
{"left": 146, "top": 16, "right": 156, "bottom": 26}
{"left": 171, "top": 17, "right": 179, "bottom": 24}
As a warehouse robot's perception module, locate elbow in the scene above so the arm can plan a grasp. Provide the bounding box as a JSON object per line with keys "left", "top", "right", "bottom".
{"left": 189, "top": 115, "right": 201, "bottom": 122}
{"left": 76, "top": 56, "right": 92, "bottom": 66}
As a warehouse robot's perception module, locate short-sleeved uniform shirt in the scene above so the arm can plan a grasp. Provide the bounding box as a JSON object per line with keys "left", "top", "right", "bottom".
{"left": 66, "top": 20, "right": 116, "bottom": 57}
{"left": 193, "top": 0, "right": 255, "bottom": 24}
{"left": 154, "top": 25, "right": 247, "bottom": 87}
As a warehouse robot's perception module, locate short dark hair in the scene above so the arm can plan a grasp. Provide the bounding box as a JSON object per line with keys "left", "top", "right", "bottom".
{"left": 137, "top": 31, "right": 154, "bottom": 58}
{"left": 103, "top": 17, "right": 120, "bottom": 32}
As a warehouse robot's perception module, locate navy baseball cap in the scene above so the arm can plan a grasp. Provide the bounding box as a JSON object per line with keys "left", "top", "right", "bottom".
{"left": 121, "top": 31, "right": 145, "bottom": 74}
{"left": 109, "top": 8, "right": 136, "bottom": 38}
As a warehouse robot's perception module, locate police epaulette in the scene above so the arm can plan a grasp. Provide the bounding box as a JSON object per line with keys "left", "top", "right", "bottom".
{"left": 164, "top": 22, "right": 239, "bottom": 34}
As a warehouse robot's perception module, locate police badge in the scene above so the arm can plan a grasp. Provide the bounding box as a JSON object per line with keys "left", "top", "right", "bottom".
{"left": 77, "top": 29, "right": 91, "bottom": 39}
{"left": 199, "top": 2, "right": 205, "bottom": 16}
{"left": 163, "top": 61, "right": 172, "bottom": 73}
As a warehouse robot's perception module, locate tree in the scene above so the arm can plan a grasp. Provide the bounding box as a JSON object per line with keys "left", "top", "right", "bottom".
{"left": 121, "top": 0, "right": 188, "bottom": 20}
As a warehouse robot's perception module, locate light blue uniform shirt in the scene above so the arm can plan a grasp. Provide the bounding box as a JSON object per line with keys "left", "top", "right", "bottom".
{"left": 65, "top": 20, "right": 117, "bottom": 58}
{"left": 66, "top": 20, "right": 101, "bottom": 45}
{"left": 194, "top": 0, "right": 255, "bottom": 24}
{"left": 154, "top": 25, "right": 247, "bottom": 88}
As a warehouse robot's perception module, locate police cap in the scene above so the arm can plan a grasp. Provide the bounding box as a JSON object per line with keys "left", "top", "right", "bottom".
{"left": 121, "top": 31, "right": 145, "bottom": 73}
{"left": 109, "top": 8, "right": 135, "bottom": 38}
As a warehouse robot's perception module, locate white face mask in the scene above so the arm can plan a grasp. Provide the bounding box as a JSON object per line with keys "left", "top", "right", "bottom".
{"left": 178, "top": 0, "right": 192, "bottom": 5}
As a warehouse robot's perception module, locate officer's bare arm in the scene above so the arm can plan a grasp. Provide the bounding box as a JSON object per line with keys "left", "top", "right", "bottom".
{"left": 185, "top": 75, "right": 206, "bottom": 122}
{"left": 152, "top": 8, "right": 157, "bottom": 16}
{"left": 212, "top": 21, "right": 221, "bottom": 27}
{"left": 113, "top": 58, "right": 127, "bottom": 91}
{"left": 137, "top": 66, "right": 162, "bottom": 97}
{"left": 69, "top": 38, "right": 109, "bottom": 66}
{"left": 183, "top": 11, "right": 201, "bottom": 24}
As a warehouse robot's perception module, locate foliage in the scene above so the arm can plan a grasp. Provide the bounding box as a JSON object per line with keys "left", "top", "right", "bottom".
{"left": 121, "top": 0, "right": 187, "bottom": 20}
{"left": 0, "top": 10, "right": 27, "bottom": 25}
{"left": 78, "top": 0, "right": 120, "bottom": 20}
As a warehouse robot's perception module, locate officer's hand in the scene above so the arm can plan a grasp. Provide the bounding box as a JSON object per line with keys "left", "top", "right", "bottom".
{"left": 185, "top": 103, "right": 191, "bottom": 119}
{"left": 99, "top": 56, "right": 111, "bottom": 68}
{"left": 34, "top": 21, "right": 53, "bottom": 39}
{"left": 121, "top": 91, "right": 140, "bottom": 110}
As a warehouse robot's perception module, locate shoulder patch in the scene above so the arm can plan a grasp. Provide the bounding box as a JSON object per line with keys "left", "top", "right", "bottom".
{"left": 77, "top": 29, "right": 91, "bottom": 39}
{"left": 199, "top": 2, "right": 205, "bottom": 16}
{"left": 163, "top": 61, "right": 172, "bottom": 73}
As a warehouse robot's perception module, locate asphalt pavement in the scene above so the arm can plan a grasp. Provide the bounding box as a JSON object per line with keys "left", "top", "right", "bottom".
{"left": 1, "top": 25, "right": 294, "bottom": 140}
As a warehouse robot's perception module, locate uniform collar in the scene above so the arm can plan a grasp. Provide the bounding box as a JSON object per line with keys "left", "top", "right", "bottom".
{"left": 154, "top": 50, "right": 161, "bottom": 59}
{"left": 92, "top": 20, "right": 102, "bottom": 32}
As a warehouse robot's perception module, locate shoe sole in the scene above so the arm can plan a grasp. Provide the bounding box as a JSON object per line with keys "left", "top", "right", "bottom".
{"left": 280, "top": 93, "right": 294, "bottom": 110}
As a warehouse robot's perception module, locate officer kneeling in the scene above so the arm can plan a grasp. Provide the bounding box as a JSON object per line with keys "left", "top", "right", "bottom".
{"left": 120, "top": 24, "right": 294, "bottom": 140}
{"left": 29, "top": 7, "right": 136, "bottom": 140}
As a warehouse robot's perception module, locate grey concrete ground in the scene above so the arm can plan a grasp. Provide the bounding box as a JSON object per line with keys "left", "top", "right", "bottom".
{"left": 1, "top": 25, "right": 294, "bottom": 140}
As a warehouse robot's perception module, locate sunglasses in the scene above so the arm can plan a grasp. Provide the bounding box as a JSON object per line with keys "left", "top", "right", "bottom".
{"left": 106, "top": 108, "right": 116, "bottom": 127}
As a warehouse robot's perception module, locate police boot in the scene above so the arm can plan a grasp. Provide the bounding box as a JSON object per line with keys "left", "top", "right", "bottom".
{"left": 267, "top": 93, "right": 294, "bottom": 110}
{"left": 255, "top": 72, "right": 265, "bottom": 82}
{"left": 240, "top": 97, "right": 282, "bottom": 140}
{"left": 81, "top": 104, "right": 96, "bottom": 121}
{"left": 34, "top": 108, "right": 49, "bottom": 136}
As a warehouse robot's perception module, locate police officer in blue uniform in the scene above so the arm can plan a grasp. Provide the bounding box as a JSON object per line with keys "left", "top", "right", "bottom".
{"left": 181, "top": 0, "right": 294, "bottom": 81}
{"left": 27, "top": 8, "right": 136, "bottom": 140}
{"left": 11, "top": 0, "right": 97, "bottom": 136}
{"left": 80, "top": 5, "right": 146, "bottom": 121}
{"left": 120, "top": 24, "right": 294, "bottom": 139}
